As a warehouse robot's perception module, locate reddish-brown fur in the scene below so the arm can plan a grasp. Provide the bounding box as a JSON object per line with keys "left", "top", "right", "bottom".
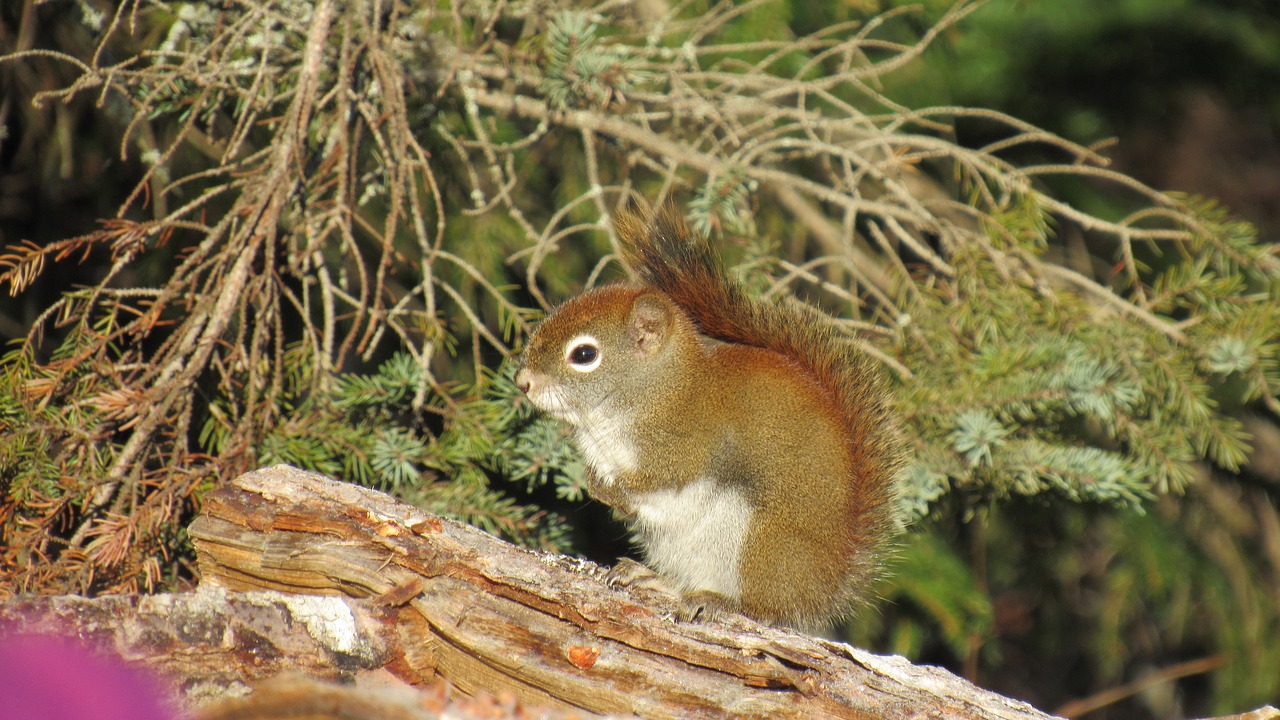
{"left": 518, "top": 206, "right": 904, "bottom": 629}
{"left": 614, "top": 208, "right": 904, "bottom": 627}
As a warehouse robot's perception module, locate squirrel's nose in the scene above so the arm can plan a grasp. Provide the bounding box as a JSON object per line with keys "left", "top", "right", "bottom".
{"left": 514, "top": 368, "right": 533, "bottom": 394}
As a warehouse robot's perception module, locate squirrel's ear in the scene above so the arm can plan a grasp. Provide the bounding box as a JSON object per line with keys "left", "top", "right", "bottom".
{"left": 626, "top": 294, "right": 672, "bottom": 356}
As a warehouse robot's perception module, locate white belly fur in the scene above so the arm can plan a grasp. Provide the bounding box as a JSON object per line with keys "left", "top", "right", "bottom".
{"left": 630, "top": 478, "right": 752, "bottom": 600}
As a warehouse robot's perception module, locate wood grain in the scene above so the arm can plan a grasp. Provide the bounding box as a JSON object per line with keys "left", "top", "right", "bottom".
{"left": 184, "top": 464, "right": 1058, "bottom": 719}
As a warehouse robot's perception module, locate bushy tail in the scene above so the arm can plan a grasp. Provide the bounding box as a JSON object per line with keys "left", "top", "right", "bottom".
{"left": 615, "top": 207, "right": 753, "bottom": 342}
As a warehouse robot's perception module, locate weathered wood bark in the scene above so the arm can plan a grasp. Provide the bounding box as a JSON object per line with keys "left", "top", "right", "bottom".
{"left": 179, "top": 464, "right": 1058, "bottom": 719}
{"left": 0, "top": 589, "right": 592, "bottom": 719}
{"left": 0, "top": 590, "right": 391, "bottom": 700}
{"left": 3, "top": 465, "right": 1276, "bottom": 719}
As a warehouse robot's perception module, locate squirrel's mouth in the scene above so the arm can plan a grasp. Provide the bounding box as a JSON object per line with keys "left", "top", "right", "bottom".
{"left": 525, "top": 385, "right": 577, "bottom": 423}
{"left": 516, "top": 367, "right": 571, "bottom": 420}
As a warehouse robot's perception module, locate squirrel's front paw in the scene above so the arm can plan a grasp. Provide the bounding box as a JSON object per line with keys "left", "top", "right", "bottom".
{"left": 675, "top": 589, "right": 738, "bottom": 624}
{"left": 607, "top": 560, "right": 740, "bottom": 624}
{"left": 606, "top": 557, "right": 677, "bottom": 595}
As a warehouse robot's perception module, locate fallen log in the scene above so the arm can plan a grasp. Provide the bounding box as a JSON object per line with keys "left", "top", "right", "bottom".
{"left": 180, "top": 464, "right": 1056, "bottom": 719}
{"left": 4, "top": 465, "right": 1274, "bottom": 719}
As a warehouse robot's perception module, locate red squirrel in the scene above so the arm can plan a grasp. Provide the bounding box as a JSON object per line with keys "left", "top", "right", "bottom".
{"left": 515, "top": 207, "right": 904, "bottom": 630}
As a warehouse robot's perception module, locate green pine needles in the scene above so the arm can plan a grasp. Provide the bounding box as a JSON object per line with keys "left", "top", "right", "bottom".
{"left": 540, "top": 10, "right": 644, "bottom": 110}
{"left": 899, "top": 194, "right": 1273, "bottom": 513}
{"left": 201, "top": 349, "right": 578, "bottom": 551}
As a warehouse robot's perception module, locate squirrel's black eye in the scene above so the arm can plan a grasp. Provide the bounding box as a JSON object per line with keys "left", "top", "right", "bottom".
{"left": 563, "top": 335, "right": 602, "bottom": 373}
{"left": 569, "top": 344, "right": 598, "bottom": 366}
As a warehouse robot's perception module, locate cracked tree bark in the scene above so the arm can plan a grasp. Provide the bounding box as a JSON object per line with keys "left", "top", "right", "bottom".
{"left": 180, "top": 464, "right": 1059, "bottom": 719}
{"left": 4, "top": 465, "right": 1275, "bottom": 719}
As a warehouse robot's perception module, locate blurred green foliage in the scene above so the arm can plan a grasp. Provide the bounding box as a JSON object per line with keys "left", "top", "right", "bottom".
{"left": 886, "top": 0, "right": 1280, "bottom": 137}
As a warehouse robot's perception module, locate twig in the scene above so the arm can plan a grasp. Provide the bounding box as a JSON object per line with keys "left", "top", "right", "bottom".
{"left": 1054, "top": 655, "right": 1227, "bottom": 719}
{"left": 1038, "top": 263, "right": 1187, "bottom": 343}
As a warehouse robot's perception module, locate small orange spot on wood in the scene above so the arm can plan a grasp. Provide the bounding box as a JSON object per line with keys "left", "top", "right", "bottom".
{"left": 744, "top": 675, "right": 790, "bottom": 689}
{"left": 566, "top": 645, "right": 600, "bottom": 670}
{"left": 410, "top": 517, "right": 443, "bottom": 534}
{"left": 619, "top": 605, "right": 653, "bottom": 620}
{"left": 373, "top": 578, "right": 425, "bottom": 607}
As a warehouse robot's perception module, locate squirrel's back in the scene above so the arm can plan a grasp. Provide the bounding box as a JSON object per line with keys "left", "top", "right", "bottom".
{"left": 615, "top": 207, "right": 904, "bottom": 619}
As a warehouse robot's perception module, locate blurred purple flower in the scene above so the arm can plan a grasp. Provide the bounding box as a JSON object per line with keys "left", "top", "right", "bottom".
{"left": 0, "top": 634, "right": 177, "bottom": 720}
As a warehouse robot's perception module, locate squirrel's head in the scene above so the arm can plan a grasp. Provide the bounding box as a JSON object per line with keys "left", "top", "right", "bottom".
{"left": 515, "top": 284, "right": 697, "bottom": 425}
